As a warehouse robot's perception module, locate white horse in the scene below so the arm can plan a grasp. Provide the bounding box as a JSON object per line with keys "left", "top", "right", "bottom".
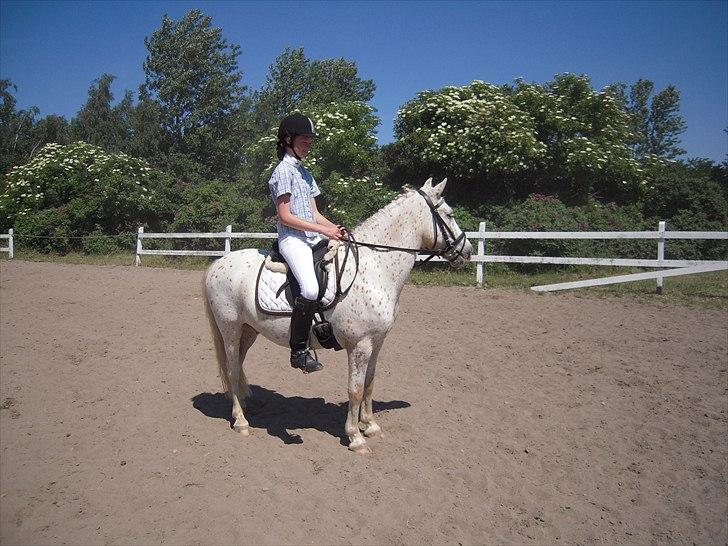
{"left": 203, "top": 178, "right": 473, "bottom": 453}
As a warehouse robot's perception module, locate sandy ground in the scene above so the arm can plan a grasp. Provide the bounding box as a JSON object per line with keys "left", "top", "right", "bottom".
{"left": 0, "top": 259, "right": 726, "bottom": 545}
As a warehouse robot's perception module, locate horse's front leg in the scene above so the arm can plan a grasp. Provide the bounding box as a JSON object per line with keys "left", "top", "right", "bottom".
{"left": 345, "top": 339, "right": 373, "bottom": 453}
{"left": 358, "top": 341, "right": 382, "bottom": 438}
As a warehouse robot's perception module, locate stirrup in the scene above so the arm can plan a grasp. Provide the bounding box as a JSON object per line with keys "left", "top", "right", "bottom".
{"left": 290, "top": 349, "right": 323, "bottom": 373}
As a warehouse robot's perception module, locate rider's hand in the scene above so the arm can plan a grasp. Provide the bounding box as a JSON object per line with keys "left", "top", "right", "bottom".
{"left": 321, "top": 225, "right": 343, "bottom": 240}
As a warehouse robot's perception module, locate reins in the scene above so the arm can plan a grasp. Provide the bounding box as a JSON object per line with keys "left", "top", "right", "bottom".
{"left": 331, "top": 189, "right": 469, "bottom": 299}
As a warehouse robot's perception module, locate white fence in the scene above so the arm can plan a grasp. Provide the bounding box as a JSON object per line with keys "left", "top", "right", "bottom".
{"left": 133, "top": 222, "right": 728, "bottom": 292}
{"left": 0, "top": 229, "right": 13, "bottom": 259}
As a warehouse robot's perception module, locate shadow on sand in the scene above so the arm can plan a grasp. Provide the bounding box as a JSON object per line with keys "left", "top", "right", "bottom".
{"left": 191, "top": 385, "right": 410, "bottom": 446}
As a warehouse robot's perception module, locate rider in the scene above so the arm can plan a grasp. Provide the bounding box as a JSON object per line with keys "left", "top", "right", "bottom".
{"left": 268, "top": 113, "right": 345, "bottom": 373}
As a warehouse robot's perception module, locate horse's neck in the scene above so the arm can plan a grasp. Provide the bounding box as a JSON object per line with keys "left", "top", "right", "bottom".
{"left": 351, "top": 193, "right": 427, "bottom": 294}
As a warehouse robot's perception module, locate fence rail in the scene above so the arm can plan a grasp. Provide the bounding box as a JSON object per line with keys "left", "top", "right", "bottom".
{"left": 2, "top": 224, "right": 726, "bottom": 292}
{"left": 0, "top": 229, "right": 13, "bottom": 259}
{"left": 131, "top": 222, "right": 727, "bottom": 292}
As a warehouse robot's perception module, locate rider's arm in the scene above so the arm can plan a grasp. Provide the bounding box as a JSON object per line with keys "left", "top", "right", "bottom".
{"left": 276, "top": 194, "right": 342, "bottom": 240}
{"left": 311, "top": 197, "right": 341, "bottom": 232}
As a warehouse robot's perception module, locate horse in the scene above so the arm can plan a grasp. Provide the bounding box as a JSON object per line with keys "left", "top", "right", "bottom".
{"left": 203, "top": 178, "right": 473, "bottom": 453}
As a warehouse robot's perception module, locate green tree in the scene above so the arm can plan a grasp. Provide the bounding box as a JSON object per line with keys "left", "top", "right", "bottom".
{"left": 252, "top": 47, "right": 375, "bottom": 135}
{"left": 616, "top": 79, "right": 686, "bottom": 159}
{"left": 386, "top": 75, "right": 644, "bottom": 207}
{"left": 0, "top": 80, "right": 40, "bottom": 173}
{"left": 126, "top": 86, "right": 166, "bottom": 162}
{"left": 31, "top": 115, "right": 70, "bottom": 153}
{"left": 70, "top": 74, "right": 132, "bottom": 152}
{"left": 143, "top": 9, "right": 247, "bottom": 180}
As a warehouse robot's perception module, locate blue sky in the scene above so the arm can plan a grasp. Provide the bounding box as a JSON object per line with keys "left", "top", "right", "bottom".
{"left": 1, "top": 0, "right": 726, "bottom": 162}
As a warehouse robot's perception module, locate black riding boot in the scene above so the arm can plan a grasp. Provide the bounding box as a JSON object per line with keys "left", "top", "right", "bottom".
{"left": 289, "top": 296, "right": 323, "bottom": 373}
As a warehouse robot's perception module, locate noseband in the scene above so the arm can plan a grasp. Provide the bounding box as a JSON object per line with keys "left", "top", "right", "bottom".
{"left": 414, "top": 189, "right": 469, "bottom": 264}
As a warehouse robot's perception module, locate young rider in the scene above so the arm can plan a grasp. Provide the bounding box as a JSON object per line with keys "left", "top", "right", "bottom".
{"left": 268, "top": 113, "right": 345, "bottom": 373}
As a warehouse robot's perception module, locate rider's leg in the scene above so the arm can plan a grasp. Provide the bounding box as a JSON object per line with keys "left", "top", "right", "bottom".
{"left": 278, "top": 236, "right": 323, "bottom": 373}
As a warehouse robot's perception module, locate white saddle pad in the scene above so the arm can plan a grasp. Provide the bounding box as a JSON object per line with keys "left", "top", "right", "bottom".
{"left": 256, "top": 256, "right": 338, "bottom": 315}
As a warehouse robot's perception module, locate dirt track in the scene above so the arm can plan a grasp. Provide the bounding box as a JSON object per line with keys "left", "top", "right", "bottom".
{"left": 1, "top": 260, "right": 726, "bottom": 545}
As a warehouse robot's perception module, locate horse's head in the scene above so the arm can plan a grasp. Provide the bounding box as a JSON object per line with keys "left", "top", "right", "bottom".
{"left": 416, "top": 178, "right": 473, "bottom": 268}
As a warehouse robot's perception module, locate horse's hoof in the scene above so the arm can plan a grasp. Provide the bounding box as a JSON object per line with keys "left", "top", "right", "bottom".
{"left": 233, "top": 423, "right": 250, "bottom": 436}
{"left": 350, "top": 443, "right": 372, "bottom": 454}
{"left": 348, "top": 436, "right": 370, "bottom": 454}
{"left": 360, "top": 422, "right": 381, "bottom": 437}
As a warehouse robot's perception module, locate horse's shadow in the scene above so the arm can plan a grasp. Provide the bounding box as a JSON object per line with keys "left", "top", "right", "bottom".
{"left": 191, "top": 386, "right": 410, "bottom": 446}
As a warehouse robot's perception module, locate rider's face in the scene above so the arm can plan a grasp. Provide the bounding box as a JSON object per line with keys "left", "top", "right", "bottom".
{"left": 291, "top": 134, "right": 315, "bottom": 158}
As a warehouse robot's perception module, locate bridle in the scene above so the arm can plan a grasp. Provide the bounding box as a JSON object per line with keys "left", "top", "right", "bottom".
{"left": 332, "top": 189, "right": 470, "bottom": 299}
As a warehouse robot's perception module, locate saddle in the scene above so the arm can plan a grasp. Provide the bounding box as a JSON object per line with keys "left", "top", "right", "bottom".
{"left": 255, "top": 239, "right": 346, "bottom": 350}
{"left": 255, "top": 239, "right": 338, "bottom": 315}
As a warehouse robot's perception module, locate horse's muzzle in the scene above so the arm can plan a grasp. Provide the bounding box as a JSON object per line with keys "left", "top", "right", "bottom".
{"left": 444, "top": 239, "right": 472, "bottom": 269}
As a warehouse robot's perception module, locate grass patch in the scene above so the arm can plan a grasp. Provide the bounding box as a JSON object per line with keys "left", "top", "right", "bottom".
{"left": 3, "top": 251, "right": 726, "bottom": 309}
{"left": 410, "top": 262, "right": 728, "bottom": 309}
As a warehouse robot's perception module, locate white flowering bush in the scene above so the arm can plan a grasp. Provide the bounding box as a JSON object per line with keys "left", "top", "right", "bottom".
{"left": 319, "top": 173, "right": 395, "bottom": 228}
{"left": 510, "top": 75, "right": 646, "bottom": 200}
{"left": 390, "top": 75, "right": 649, "bottom": 205}
{"left": 0, "top": 141, "right": 175, "bottom": 251}
{"left": 396, "top": 81, "right": 546, "bottom": 178}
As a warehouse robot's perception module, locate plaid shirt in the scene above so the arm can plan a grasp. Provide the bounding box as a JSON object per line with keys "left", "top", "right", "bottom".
{"left": 268, "top": 153, "right": 321, "bottom": 242}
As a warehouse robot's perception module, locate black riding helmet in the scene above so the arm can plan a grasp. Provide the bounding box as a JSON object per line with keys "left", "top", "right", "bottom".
{"left": 276, "top": 113, "right": 317, "bottom": 160}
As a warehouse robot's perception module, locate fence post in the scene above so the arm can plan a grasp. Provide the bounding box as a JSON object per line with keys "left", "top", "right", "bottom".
{"left": 224, "top": 225, "right": 232, "bottom": 255}
{"left": 135, "top": 227, "right": 143, "bottom": 266}
{"left": 8, "top": 228, "right": 13, "bottom": 259}
{"left": 476, "top": 221, "right": 486, "bottom": 288}
{"left": 656, "top": 220, "right": 666, "bottom": 293}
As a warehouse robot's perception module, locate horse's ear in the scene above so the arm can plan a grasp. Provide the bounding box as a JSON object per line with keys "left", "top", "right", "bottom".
{"left": 432, "top": 178, "right": 447, "bottom": 198}
{"left": 422, "top": 177, "right": 433, "bottom": 189}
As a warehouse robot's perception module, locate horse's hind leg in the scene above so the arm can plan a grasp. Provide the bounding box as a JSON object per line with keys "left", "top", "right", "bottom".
{"left": 358, "top": 341, "right": 383, "bottom": 438}
{"left": 225, "top": 324, "right": 258, "bottom": 435}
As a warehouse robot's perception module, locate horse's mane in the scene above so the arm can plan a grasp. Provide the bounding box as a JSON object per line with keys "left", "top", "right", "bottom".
{"left": 352, "top": 185, "right": 416, "bottom": 234}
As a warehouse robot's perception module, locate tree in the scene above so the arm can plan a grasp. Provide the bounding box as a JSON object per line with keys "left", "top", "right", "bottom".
{"left": 126, "top": 86, "right": 165, "bottom": 162}
{"left": 70, "top": 74, "right": 132, "bottom": 152}
{"left": 143, "top": 9, "right": 247, "bottom": 180}
{"left": 252, "top": 47, "right": 375, "bottom": 135}
{"left": 386, "top": 75, "right": 645, "bottom": 207}
{"left": 617, "top": 79, "right": 686, "bottom": 159}
{"left": 0, "top": 80, "right": 40, "bottom": 173}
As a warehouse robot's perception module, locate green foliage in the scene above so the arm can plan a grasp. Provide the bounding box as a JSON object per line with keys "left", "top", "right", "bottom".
{"left": 143, "top": 9, "right": 247, "bottom": 180}
{"left": 319, "top": 172, "right": 396, "bottom": 228}
{"left": 613, "top": 79, "right": 687, "bottom": 159}
{"left": 70, "top": 74, "right": 132, "bottom": 152}
{"left": 169, "top": 178, "right": 268, "bottom": 250}
{"left": 1, "top": 142, "right": 177, "bottom": 251}
{"left": 1, "top": 80, "right": 71, "bottom": 174}
{"left": 80, "top": 227, "right": 131, "bottom": 254}
{"left": 12, "top": 207, "right": 72, "bottom": 252}
{"left": 486, "top": 194, "right": 649, "bottom": 264}
{"left": 252, "top": 47, "right": 375, "bottom": 135}
{"left": 387, "top": 75, "right": 645, "bottom": 205}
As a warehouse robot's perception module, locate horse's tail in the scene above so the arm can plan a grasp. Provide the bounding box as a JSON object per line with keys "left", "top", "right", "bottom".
{"left": 202, "top": 270, "right": 234, "bottom": 397}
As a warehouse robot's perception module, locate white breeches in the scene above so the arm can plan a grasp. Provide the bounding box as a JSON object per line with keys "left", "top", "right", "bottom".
{"left": 278, "top": 235, "right": 320, "bottom": 301}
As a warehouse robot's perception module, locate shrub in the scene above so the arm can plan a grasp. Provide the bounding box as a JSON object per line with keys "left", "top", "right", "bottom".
{"left": 485, "top": 194, "right": 650, "bottom": 265}
{"left": 1, "top": 142, "right": 177, "bottom": 252}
